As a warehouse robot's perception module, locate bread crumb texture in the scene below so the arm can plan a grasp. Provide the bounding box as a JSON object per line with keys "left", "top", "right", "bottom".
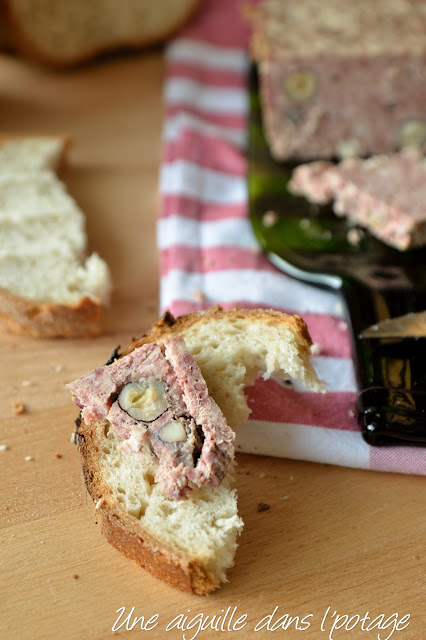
{"left": 0, "top": 136, "right": 111, "bottom": 337}
{"left": 12, "top": 400, "right": 26, "bottom": 415}
{"left": 130, "top": 306, "right": 326, "bottom": 428}
{"left": 93, "top": 424, "right": 243, "bottom": 591}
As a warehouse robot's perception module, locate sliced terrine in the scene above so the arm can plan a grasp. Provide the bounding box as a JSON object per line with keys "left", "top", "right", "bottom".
{"left": 289, "top": 148, "right": 426, "bottom": 250}
{"left": 68, "top": 336, "right": 235, "bottom": 500}
{"left": 251, "top": 0, "right": 426, "bottom": 160}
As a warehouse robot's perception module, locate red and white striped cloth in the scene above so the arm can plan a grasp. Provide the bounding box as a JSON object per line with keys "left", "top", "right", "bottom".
{"left": 159, "top": 0, "right": 425, "bottom": 476}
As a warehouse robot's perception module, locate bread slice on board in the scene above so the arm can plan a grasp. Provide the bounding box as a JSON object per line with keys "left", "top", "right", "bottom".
{"left": 70, "top": 307, "right": 324, "bottom": 594}
{"left": 0, "top": 136, "right": 111, "bottom": 338}
{"left": 3, "top": 0, "right": 200, "bottom": 68}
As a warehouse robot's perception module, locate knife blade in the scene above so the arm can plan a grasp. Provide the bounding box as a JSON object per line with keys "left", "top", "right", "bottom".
{"left": 361, "top": 311, "right": 426, "bottom": 338}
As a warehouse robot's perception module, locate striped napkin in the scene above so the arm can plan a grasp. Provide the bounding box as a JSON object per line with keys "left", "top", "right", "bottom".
{"left": 159, "top": 0, "right": 425, "bottom": 476}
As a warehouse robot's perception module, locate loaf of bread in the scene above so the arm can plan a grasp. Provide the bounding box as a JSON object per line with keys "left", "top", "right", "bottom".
{"left": 69, "top": 307, "right": 324, "bottom": 594}
{"left": 250, "top": 0, "right": 426, "bottom": 160}
{"left": 0, "top": 136, "right": 111, "bottom": 337}
{"left": 2, "top": 0, "right": 200, "bottom": 67}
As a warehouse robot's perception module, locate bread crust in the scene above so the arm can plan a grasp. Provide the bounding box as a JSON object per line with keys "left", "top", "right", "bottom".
{"left": 76, "top": 418, "right": 218, "bottom": 595}
{"left": 3, "top": 0, "right": 200, "bottom": 68}
{"left": 0, "top": 287, "right": 102, "bottom": 338}
{"left": 126, "top": 305, "right": 313, "bottom": 355}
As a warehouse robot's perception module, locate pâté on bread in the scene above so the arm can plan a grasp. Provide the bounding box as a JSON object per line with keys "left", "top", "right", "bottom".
{"left": 68, "top": 306, "right": 325, "bottom": 594}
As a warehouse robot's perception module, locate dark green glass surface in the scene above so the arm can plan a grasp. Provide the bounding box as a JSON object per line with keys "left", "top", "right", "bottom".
{"left": 248, "top": 67, "right": 426, "bottom": 446}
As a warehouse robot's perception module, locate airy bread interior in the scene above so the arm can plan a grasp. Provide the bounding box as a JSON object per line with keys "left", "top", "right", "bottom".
{"left": 0, "top": 136, "right": 65, "bottom": 170}
{"left": 0, "top": 249, "right": 110, "bottom": 304}
{"left": 0, "top": 136, "right": 111, "bottom": 335}
{"left": 130, "top": 307, "right": 325, "bottom": 429}
{"left": 0, "top": 169, "right": 86, "bottom": 258}
{"left": 96, "top": 423, "right": 243, "bottom": 590}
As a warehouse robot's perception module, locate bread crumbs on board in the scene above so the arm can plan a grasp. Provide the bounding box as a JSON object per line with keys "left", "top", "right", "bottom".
{"left": 310, "top": 342, "right": 322, "bottom": 355}
{"left": 13, "top": 401, "right": 26, "bottom": 415}
{"left": 193, "top": 289, "right": 206, "bottom": 302}
{"left": 257, "top": 503, "right": 270, "bottom": 512}
{"left": 262, "top": 210, "right": 279, "bottom": 227}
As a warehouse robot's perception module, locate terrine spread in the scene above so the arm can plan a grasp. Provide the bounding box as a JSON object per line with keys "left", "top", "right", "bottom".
{"left": 289, "top": 148, "right": 426, "bottom": 250}
{"left": 68, "top": 337, "right": 235, "bottom": 500}
{"left": 251, "top": 0, "right": 426, "bottom": 160}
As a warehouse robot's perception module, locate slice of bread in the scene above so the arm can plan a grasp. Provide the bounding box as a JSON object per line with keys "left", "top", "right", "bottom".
{"left": 3, "top": 0, "right": 200, "bottom": 68}
{"left": 72, "top": 307, "right": 324, "bottom": 594}
{"left": 77, "top": 407, "right": 242, "bottom": 596}
{"left": 0, "top": 136, "right": 111, "bottom": 338}
{"left": 129, "top": 306, "right": 326, "bottom": 429}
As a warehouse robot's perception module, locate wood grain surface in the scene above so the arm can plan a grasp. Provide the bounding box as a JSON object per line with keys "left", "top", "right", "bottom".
{"left": 0, "top": 50, "right": 425, "bottom": 640}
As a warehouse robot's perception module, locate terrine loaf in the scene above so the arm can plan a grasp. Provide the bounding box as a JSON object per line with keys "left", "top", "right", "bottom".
{"left": 289, "top": 148, "right": 426, "bottom": 250}
{"left": 68, "top": 306, "right": 324, "bottom": 593}
{"left": 0, "top": 136, "right": 111, "bottom": 337}
{"left": 251, "top": 0, "right": 426, "bottom": 160}
{"left": 2, "top": 0, "right": 199, "bottom": 68}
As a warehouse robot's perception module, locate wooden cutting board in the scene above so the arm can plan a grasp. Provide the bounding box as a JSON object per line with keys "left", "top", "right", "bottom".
{"left": 0, "top": 50, "right": 425, "bottom": 640}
